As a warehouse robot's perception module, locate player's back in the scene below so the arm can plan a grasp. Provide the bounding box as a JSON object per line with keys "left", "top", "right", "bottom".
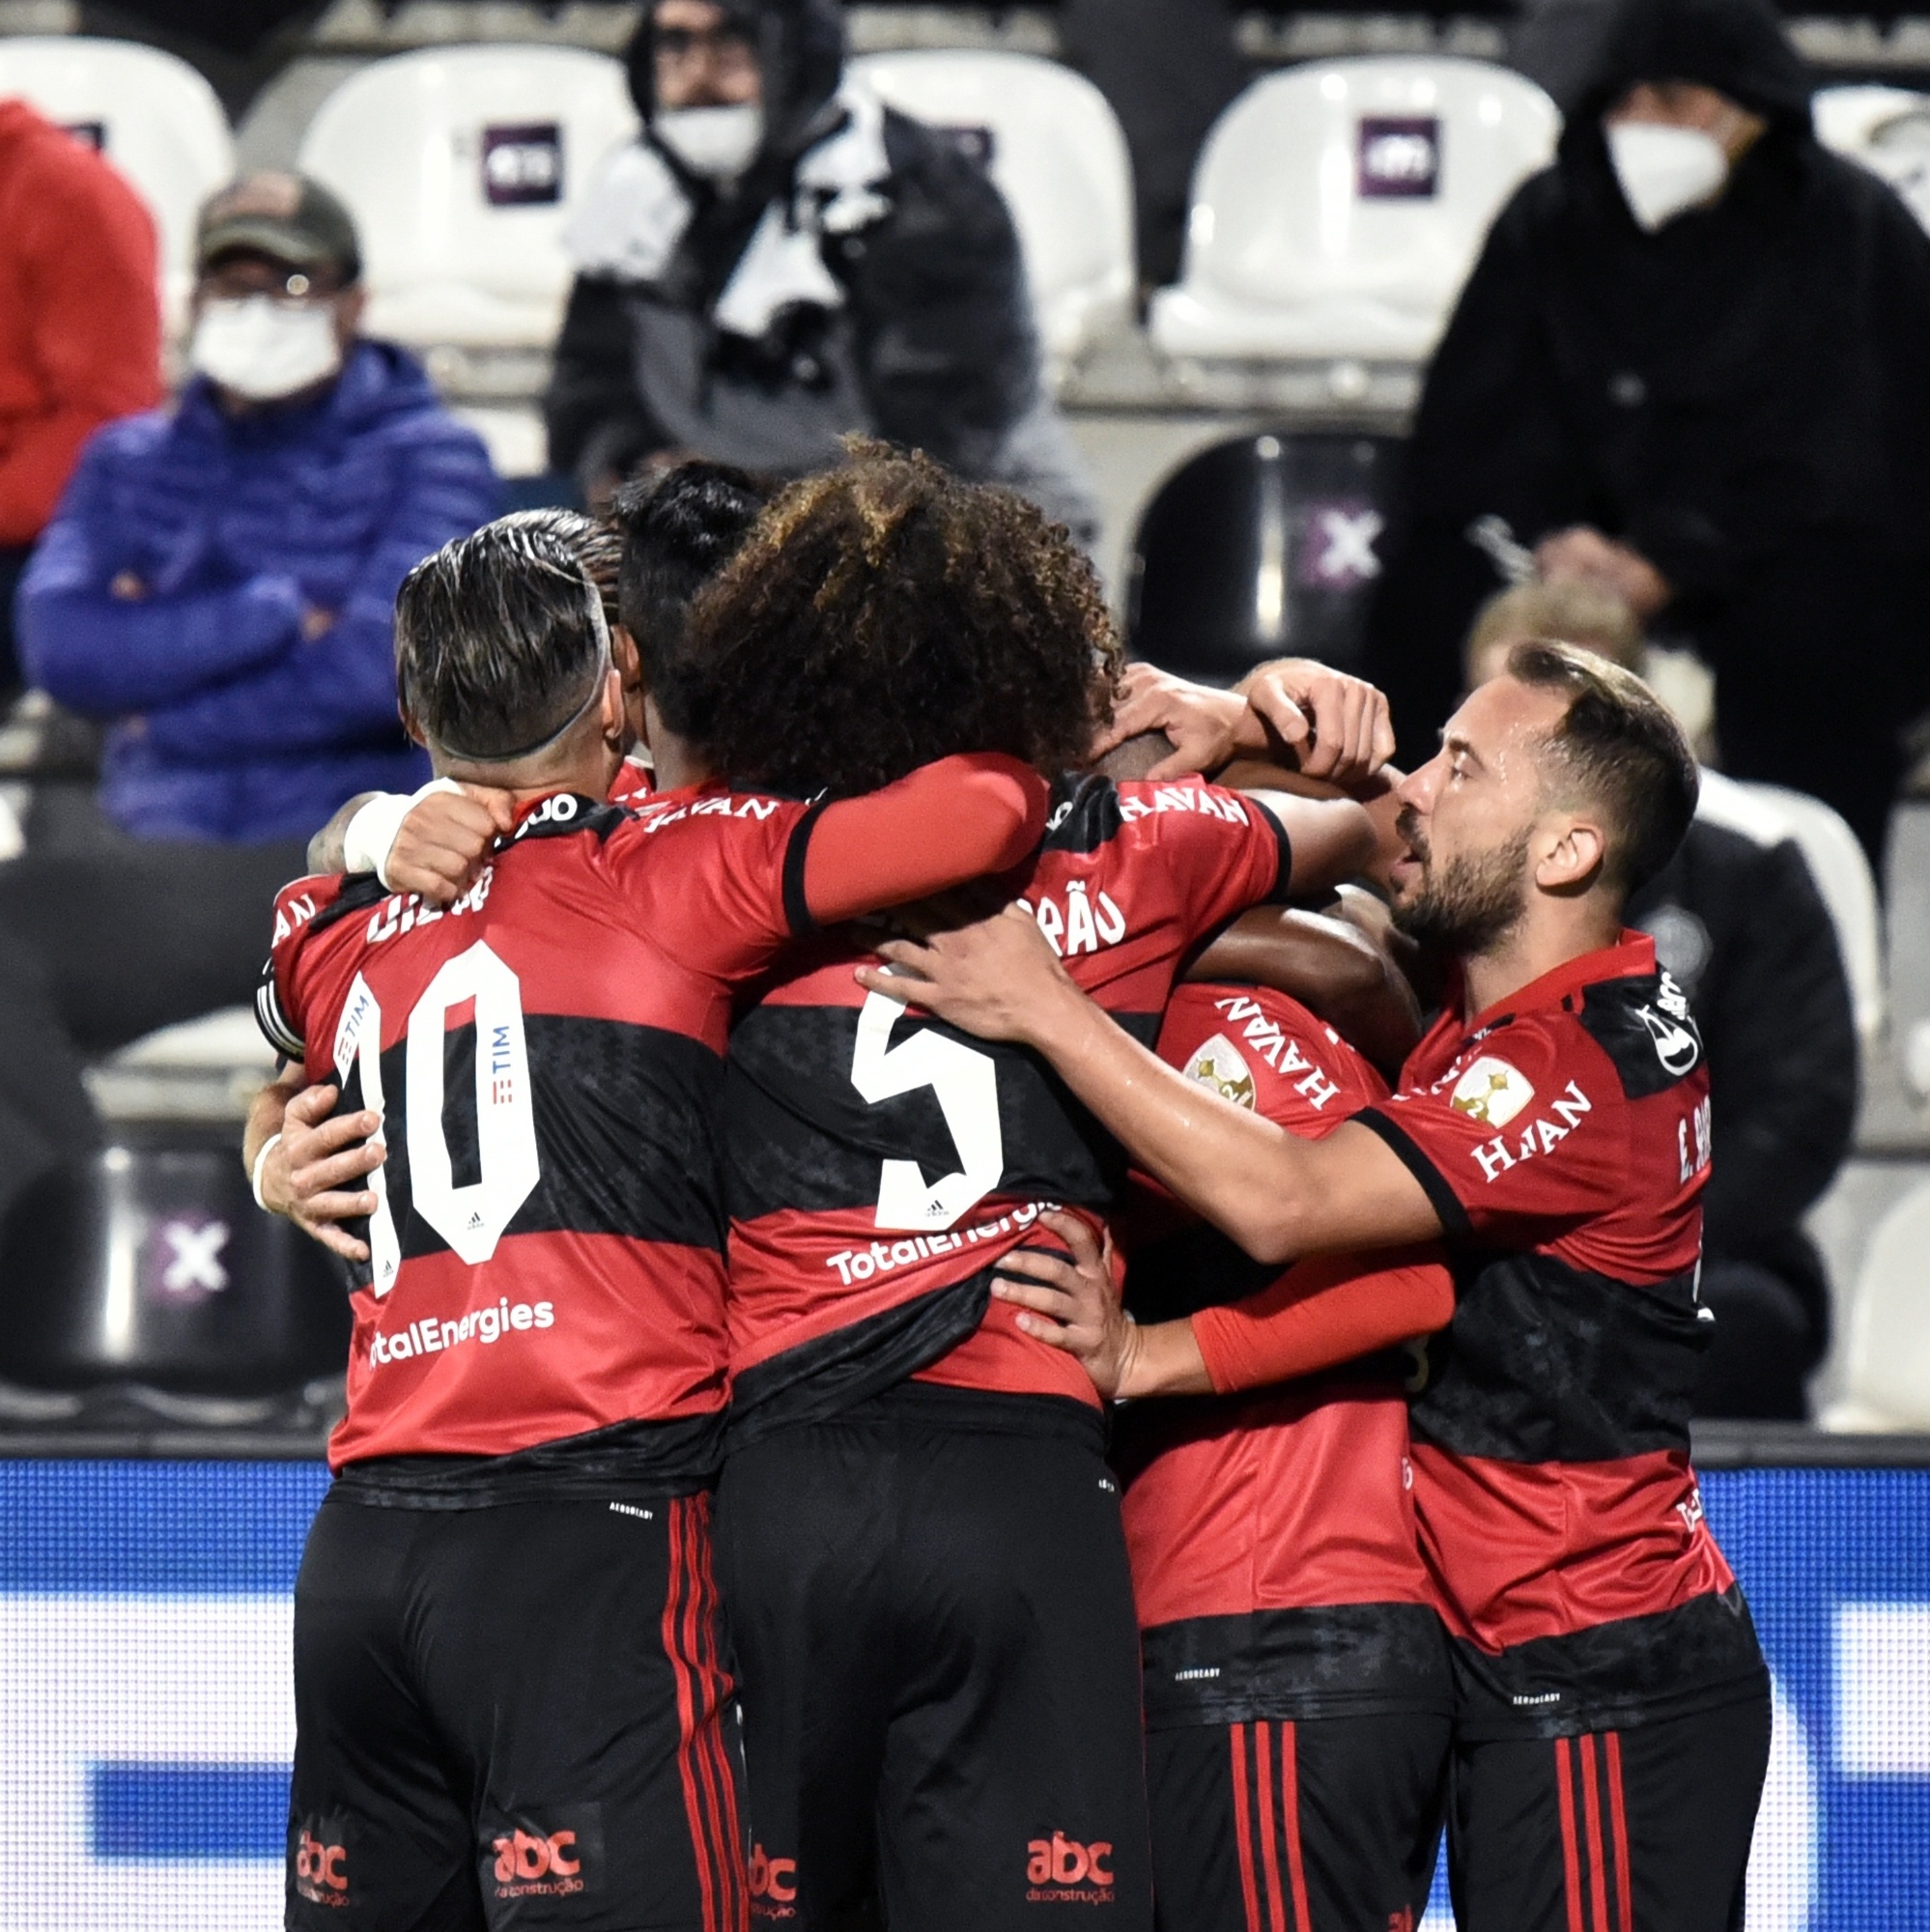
{"left": 1119, "top": 980, "right": 1448, "bottom": 1728}
{"left": 264, "top": 791, "right": 790, "bottom": 1477}
{"left": 724, "top": 772, "right": 1291, "bottom": 1434}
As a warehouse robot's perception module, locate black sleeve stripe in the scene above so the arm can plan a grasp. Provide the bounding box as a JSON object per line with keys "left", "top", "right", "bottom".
{"left": 1247, "top": 797, "right": 1293, "bottom": 904}
{"left": 255, "top": 959, "right": 305, "bottom": 1062}
{"left": 781, "top": 799, "right": 830, "bottom": 938}
{"left": 1353, "top": 1107, "right": 1472, "bottom": 1240}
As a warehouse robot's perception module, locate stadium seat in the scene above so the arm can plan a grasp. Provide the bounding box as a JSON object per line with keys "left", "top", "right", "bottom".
{"left": 1717, "top": 781, "right": 1886, "bottom": 1043}
{"left": 0, "top": 1003, "right": 350, "bottom": 1398}
{"left": 1823, "top": 1177, "right": 1930, "bottom": 1429}
{"left": 1813, "top": 83, "right": 1930, "bottom": 232}
{"left": 849, "top": 49, "right": 1136, "bottom": 377}
{"left": 0, "top": 36, "right": 234, "bottom": 334}
{"left": 1150, "top": 58, "right": 1558, "bottom": 365}
{"left": 1127, "top": 429, "right": 1404, "bottom": 683}
{"left": 296, "top": 45, "right": 639, "bottom": 351}
{"left": 0, "top": 1128, "right": 349, "bottom": 1399}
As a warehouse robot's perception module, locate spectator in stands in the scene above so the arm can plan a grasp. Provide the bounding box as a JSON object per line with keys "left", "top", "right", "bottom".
{"left": 18, "top": 172, "right": 500, "bottom": 843}
{"left": 0, "top": 174, "right": 497, "bottom": 1246}
{"left": 1467, "top": 582, "right": 1857, "bottom": 1418}
{"left": 0, "top": 99, "right": 162, "bottom": 697}
{"left": 1368, "top": 0, "right": 1930, "bottom": 867}
{"left": 546, "top": 0, "right": 1099, "bottom": 542}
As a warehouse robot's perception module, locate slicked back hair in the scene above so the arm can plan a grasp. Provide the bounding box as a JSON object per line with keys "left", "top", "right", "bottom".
{"left": 496, "top": 506, "right": 624, "bottom": 635}
{"left": 610, "top": 462, "right": 776, "bottom": 730}
{"left": 395, "top": 521, "right": 610, "bottom": 763}
{"left": 1506, "top": 639, "right": 1698, "bottom": 895}
{"left": 680, "top": 440, "right": 1121, "bottom": 799}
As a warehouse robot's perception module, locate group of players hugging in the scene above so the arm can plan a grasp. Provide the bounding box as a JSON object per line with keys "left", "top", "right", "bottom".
{"left": 246, "top": 445, "right": 1772, "bottom": 1932}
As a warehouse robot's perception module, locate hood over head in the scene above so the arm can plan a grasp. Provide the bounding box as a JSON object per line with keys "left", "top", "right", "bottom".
{"left": 1568, "top": 0, "right": 1813, "bottom": 132}
{"left": 625, "top": 0, "right": 846, "bottom": 166}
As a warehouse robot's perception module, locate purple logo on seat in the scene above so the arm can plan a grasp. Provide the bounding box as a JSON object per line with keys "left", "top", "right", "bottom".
{"left": 1357, "top": 117, "right": 1439, "bottom": 198}
{"left": 483, "top": 124, "right": 564, "bottom": 206}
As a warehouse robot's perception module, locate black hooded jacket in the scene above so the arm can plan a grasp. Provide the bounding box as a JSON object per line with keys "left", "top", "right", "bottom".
{"left": 546, "top": 0, "right": 1092, "bottom": 533}
{"left": 1367, "top": 0, "right": 1930, "bottom": 764}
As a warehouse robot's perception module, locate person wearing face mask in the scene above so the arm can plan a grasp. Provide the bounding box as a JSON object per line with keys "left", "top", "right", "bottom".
{"left": 1365, "top": 0, "right": 1930, "bottom": 869}
{"left": 16, "top": 172, "right": 500, "bottom": 843}
{"left": 545, "top": 0, "right": 1100, "bottom": 545}
{"left": 0, "top": 175, "right": 497, "bottom": 1253}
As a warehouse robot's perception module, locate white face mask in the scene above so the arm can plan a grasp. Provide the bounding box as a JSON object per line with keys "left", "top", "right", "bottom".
{"left": 1605, "top": 121, "right": 1731, "bottom": 231}
{"left": 653, "top": 103, "right": 765, "bottom": 182}
{"left": 189, "top": 296, "right": 344, "bottom": 402}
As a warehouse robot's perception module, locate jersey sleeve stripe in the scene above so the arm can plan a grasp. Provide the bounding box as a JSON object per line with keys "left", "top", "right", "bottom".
{"left": 1247, "top": 797, "right": 1294, "bottom": 904}
{"left": 781, "top": 799, "right": 829, "bottom": 938}
{"left": 1352, "top": 1107, "right": 1472, "bottom": 1239}
{"left": 255, "top": 957, "right": 304, "bottom": 1062}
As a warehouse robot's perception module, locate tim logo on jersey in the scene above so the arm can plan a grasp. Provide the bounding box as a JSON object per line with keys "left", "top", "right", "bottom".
{"left": 1025, "top": 1832, "right": 1116, "bottom": 1905}
{"left": 480, "top": 1806, "right": 602, "bottom": 1906}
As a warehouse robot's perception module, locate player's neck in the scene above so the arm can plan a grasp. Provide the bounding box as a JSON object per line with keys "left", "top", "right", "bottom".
{"left": 1458, "top": 899, "right": 1626, "bottom": 1020}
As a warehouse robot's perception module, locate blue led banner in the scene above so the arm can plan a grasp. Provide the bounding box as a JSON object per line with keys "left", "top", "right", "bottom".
{"left": 0, "top": 1460, "right": 1923, "bottom": 1929}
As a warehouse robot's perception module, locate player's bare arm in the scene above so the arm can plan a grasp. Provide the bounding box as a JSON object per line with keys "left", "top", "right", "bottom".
{"left": 856, "top": 907, "right": 1441, "bottom": 1264}
{"left": 1090, "top": 660, "right": 1395, "bottom": 785}
{"left": 242, "top": 1072, "right": 384, "bottom": 1263}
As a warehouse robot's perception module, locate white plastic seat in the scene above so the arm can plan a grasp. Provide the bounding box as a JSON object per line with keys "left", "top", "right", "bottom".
{"left": 1151, "top": 58, "right": 1558, "bottom": 365}
{"left": 1717, "top": 779, "right": 1886, "bottom": 1043}
{"left": 0, "top": 37, "right": 234, "bottom": 335}
{"left": 851, "top": 50, "right": 1136, "bottom": 378}
{"left": 297, "top": 45, "right": 639, "bottom": 351}
{"left": 1823, "top": 1177, "right": 1930, "bottom": 1429}
{"left": 1813, "top": 83, "right": 1930, "bottom": 233}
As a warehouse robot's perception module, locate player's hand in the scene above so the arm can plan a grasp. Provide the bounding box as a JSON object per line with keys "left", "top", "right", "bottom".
{"left": 992, "top": 1210, "right": 1142, "bottom": 1401}
{"left": 1088, "top": 664, "right": 1253, "bottom": 781}
{"left": 1534, "top": 526, "right": 1671, "bottom": 620}
{"left": 855, "top": 902, "right": 1073, "bottom": 1046}
{"left": 386, "top": 785, "right": 515, "bottom": 905}
{"left": 259, "top": 1083, "right": 383, "bottom": 1264}
{"left": 1238, "top": 660, "right": 1396, "bottom": 784}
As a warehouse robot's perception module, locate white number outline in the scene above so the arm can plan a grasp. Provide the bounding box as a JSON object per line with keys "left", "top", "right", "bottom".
{"left": 850, "top": 989, "right": 1005, "bottom": 1231}
{"left": 330, "top": 941, "right": 541, "bottom": 1288}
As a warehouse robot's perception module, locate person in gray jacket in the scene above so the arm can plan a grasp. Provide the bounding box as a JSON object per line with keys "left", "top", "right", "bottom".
{"left": 545, "top": 0, "right": 1099, "bottom": 544}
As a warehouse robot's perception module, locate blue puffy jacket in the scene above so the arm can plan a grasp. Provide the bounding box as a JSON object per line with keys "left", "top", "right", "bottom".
{"left": 17, "top": 341, "right": 501, "bottom": 842}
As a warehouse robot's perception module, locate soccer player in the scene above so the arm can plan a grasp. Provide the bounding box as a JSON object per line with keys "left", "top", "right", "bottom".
{"left": 249, "top": 518, "right": 1052, "bottom": 1932}
{"left": 1079, "top": 967, "right": 1455, "bottom": 1932}
{"left": 674, "top": 457, "right": 1387, "bottom": 1932}
{"left": 860, "top": 641, "right": 1772, "bottom": 1932}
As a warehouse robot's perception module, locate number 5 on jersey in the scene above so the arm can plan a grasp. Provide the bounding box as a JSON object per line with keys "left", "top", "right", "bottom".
{"left": 332, "top": 941, "right": 542, "bottom": 1293}
{"left": 851, "top": 989, "right": 1005, "bottom": 1231}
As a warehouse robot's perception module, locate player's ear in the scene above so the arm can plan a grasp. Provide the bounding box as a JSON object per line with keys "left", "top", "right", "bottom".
{"left": 399, "top": 700, "right": 427, "bottom": 751}
{"left": 597, "top": 666, "right": 626, "bottom": 746}
{"left": 1535, "top": 814, "right": 1606, "bottom": 895}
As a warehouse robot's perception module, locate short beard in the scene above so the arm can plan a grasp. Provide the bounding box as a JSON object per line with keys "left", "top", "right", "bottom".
{"left": 1392, "top": 826, "right": 1532, "bottom": 957}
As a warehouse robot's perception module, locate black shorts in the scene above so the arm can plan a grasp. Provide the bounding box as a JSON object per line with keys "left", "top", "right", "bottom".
{"left": 1146, "top": 1711, "right": 1448, "bottom": 1932}
{"left": 714, "top": 1383, "right": 1152, "bottom": 1932}
{"left": 1446, "top": 1688, "right": 1772, "bottom": 1932}
{"left": 288, "top": 1487, "right": 744, "bottom": 1932}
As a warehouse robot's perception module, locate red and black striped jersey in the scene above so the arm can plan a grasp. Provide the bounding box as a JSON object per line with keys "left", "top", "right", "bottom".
{"left": 261, "top": 788, "right": 820, "bottom": 1477}
{"left": 1120, "top": 981, "right": 1452, "bottom": 1730}
{"left": 723, "top": 773, "right": 1291, "bottom": 1438}
{"left": 1356, "top": 931, "right": 1766, "bottom": 1735}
